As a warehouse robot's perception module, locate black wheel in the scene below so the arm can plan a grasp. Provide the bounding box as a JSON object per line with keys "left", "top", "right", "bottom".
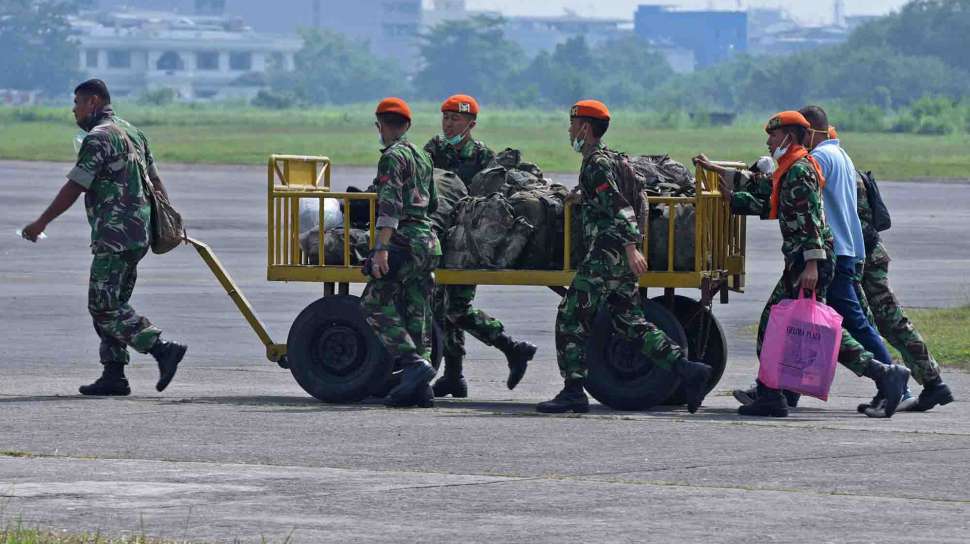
{"left": 585, "top": 297, "right": 688, "bottom": 410}
{"left": 287, "top": 295, "right": 389, "bottom": 403}
{"left": 368, "top": 319, "right": 444, "bottom": 398}
{"left": 654, "top": 295, "right": 728, "bottom": 406}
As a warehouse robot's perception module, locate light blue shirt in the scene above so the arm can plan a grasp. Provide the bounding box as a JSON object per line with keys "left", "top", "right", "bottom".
{"left": 810, "top": 139, "right": 866, "bottom": 261}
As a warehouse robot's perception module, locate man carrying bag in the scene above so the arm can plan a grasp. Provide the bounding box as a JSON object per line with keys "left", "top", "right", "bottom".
{"left": 21, "top": 79, "right": 188, "bottom": 396}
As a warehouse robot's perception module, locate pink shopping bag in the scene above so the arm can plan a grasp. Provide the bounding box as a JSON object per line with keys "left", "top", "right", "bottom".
{"left": 758, "top": 290, "right": 843, "bottom": 401}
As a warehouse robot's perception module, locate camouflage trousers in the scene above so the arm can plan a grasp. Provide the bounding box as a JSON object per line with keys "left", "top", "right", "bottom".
{"left": 88, "top": 247, "right": 162, "bottom": 364}
{"left": 361, "top": 251, "right": 438, "bottom": 362}
{"left": 856, "top": 244, "right": 940, "bottom": 384}
{"left": 433, "top": 284, "right": 505, "bottom": 359}
{"left": 556, "top": 250, "right": 684, "bottom": 380}
{"left": 755, "top": 259, "right": 874, "bottom": 377}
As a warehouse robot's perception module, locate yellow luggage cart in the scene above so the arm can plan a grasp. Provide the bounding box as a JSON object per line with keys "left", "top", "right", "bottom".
{"left": 191, "top": 155, "right": 747, "bottom": 409}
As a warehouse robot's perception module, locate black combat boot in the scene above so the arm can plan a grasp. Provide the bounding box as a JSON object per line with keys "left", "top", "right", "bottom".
{"left": 676, "top": 359, "right": 712, "bottom": 414}
{"left": 492, "top": 334, "right": 537, "bottom": 390}
{"left": 536, "top": 378, "right": 589, "bottom": 414}
{"left": 79, "top": 362, "right": 130, "bottom": 396}
{"left": 387, "top": 383, "right": 435, "bottom": 409}
{"left": 862, "top": 360, "right": 910, "bottom": 418}
{"left": 908, "top": 377, "right": 954, "bottom": 412}
{"left": 432, "top": 355, "right": 468, "bottom": 398}
{"left": 738, "top": 381, "right": 789, "bottom": 417}
{"left": 415, "top": 384, "right": 434, "bottom": 408}
{"left": 732, "top": 383, "right": 758, "bottom": 406}
{"left": 150, "top": 339, "right": 187, "bottom": 392}
{"left": 783, "top": 390, "right": 801, "bottom": 408}
{"left": 734, "top": 383, "right": 800, "bottom": 408}
{"left": 385, "top": 353, "right": 436, "bottom": 407}
{"left": 860, "top": 387, "right": 916, "bottom": 415}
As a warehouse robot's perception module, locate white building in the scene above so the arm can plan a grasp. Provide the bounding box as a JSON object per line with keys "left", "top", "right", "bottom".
{"left": 74, "top": 10, "right": 301, "bottom": 100}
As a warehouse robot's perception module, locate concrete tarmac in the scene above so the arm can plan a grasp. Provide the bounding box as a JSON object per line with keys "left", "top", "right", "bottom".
{"left": 1, "top": 160, "right": 969, "bottom": 542}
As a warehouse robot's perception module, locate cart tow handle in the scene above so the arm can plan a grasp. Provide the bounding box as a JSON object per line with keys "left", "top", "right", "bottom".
{"left": 184, "top": 237, "right": 288, "bottom": 368}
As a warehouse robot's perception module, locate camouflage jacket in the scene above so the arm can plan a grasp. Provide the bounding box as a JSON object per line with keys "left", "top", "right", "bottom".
{"left": 577, "top": 144, "right": 642, "bottom": 254}
{"left": 731, "top": 159, "right": 832, "bottom": 265}
{"left": 728, "top": 168, "right": 773, "bottom": 219}
{"left": 423, "top": 135, "right": 495, "bottom": 185}
{"left": 374, "top": 138, "right": 441, "bottom": 256}
{"left": 66, "top": 108, "right": 154, "bottom": 254}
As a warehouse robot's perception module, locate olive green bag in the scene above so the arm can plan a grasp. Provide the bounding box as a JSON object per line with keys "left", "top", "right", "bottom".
{"left": 118, "top": 127, "right": 185, "bottom": 254}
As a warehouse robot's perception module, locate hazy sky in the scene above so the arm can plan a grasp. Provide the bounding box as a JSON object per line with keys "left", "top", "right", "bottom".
{"left": 460, "top": 1, "right": 911, "bottom": 25}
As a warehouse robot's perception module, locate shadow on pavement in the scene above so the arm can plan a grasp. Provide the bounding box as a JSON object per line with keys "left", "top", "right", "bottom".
{"left": 0, "top": 394, "right": 884, "bottom": 422}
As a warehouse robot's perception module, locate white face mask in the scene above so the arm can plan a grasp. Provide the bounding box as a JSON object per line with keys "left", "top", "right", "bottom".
{"left": 73, "top": 130, "right": 88, "bottom": 154}
{"left": 771, "top": 145, "right": 789, "bottom": 161}
{"left": 770, "top": 135, "right": 791, "bottom": 161}
{"left": 571, "top": 125, "right": 587, "bottom": 154}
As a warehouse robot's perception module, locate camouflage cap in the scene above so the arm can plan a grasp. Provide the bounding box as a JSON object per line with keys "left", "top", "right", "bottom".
{"left": 764, "top": 111, "right": 811, "bottom": 133}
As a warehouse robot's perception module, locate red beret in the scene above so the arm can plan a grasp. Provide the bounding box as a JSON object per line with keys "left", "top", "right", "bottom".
{"left": 570, "top": 99, "right": 610, "bottom": 121}
{"left": 441, "top": 94, "right": 479, "bottom": 115}
{"left": 376, "top": 97, "right": 411, "bottom": 121}
{"left": 765, "top": 111, "right": 811, "bottom": 133}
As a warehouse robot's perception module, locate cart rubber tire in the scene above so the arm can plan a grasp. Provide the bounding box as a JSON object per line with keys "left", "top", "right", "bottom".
{"left": 653, "top": 295, "right": 727, "bottom": 406}
{"left": 368, "top": 320, "right": 444, "bottom": 398}
{"left": 585, "top": 298, "right": 688, "bottom": 410}
{"left": 287, "top": 295, "right": 388, "bottom": 403}
{"left": 653, "top": 295, "right": 728, "bottom": 406}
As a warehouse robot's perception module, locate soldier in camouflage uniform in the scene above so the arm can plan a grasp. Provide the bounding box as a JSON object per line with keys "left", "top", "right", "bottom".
{"left": 707, "top": 111, "right": 909, "bottom": 417}
{"left": 423, "top": 95, "right": 537, "bottom": 398}
{"left": 853, "top": 168, "right": 953, "bottom": 412}
{"left": 536, "top": 100, "right": 712, "bottom": 414}
{"left": 359, "top": 98, "right": 441, "bottom": 408}
{"left": 21, "top": 79, "right": 187, "bottom": 396}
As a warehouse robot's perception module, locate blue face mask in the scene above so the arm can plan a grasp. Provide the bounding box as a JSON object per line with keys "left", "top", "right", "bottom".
{"left": 443, "top": 132, "right": 464, "bottom": 146}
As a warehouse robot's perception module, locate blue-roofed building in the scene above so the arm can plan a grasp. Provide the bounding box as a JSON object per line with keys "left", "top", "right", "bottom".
{"left": 634, "top": 5, "right": 746, "bottom": 69}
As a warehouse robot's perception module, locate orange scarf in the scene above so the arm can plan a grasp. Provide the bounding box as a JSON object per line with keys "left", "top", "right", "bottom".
{"left": 769, "top": 144, "right": 826, "bottom": 219}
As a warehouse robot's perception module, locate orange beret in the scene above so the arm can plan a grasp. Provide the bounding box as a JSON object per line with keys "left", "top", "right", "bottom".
{"left": 376, "top": 97, "right": 411, "bottom": 121}
{"left": 765, "top": 111, "right": 811, "bottom": 133}
{"left": 570, "top": 99, "right": 610, "bottom": 121}
{"left": 441, "top": 94, "right": 479, "bottom": 115}
{"left": 828, "top": 126, "right": 839, "bottom": 139}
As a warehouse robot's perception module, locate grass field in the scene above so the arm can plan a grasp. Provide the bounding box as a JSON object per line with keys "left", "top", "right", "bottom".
{"left": 0, "top": 520, "right": 290, "bottom": 544}
{"left": 0, "top": 524, "right": 195, "bottom": 544}
{"left": 903, "top": 305, "right": 970, "bottom": 371}
{"left": 2, "top": 104, "right": 970, "bottom": 179}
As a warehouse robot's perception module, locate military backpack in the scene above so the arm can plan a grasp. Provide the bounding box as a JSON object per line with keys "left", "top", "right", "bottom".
{"left": 858, "top": 169, "right": 891, "bottom": 232}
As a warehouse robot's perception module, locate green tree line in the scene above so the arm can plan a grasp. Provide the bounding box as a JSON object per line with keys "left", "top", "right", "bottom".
{"left": 4, "top": 0, "right": 970, "bottom": 135}
{"left": 264, "top": 0, "right": 970, "bottom": 133}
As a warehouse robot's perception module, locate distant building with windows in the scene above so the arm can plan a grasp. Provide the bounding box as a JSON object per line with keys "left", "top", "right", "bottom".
{"left": 634, "top": 5, "right": 747, "bottom": 68}
{"left": 73, "top": 9, "right": 300, "bottom": 100}
{"left": 94, "top": 0, "right": 423, "bottom": 67}
{"left": 746, "top": 8, "right": 872, "bottom": 57}
{"left": 501, "top": 15, "right": 631, "bottom": 58}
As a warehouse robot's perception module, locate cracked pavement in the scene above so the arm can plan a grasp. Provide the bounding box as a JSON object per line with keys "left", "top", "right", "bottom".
{"left": 1, "top": 161, "right": 969, "bottom": 542}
